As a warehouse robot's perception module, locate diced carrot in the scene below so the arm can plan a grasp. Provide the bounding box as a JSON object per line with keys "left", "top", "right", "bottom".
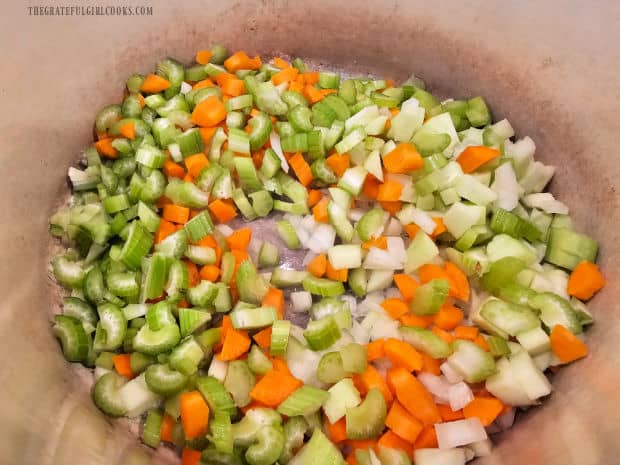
{"left": 456, "top": 146, "right": 500, "bottom": 173}
{"left": 312, "top": 197, "right": 329, "bottom": 223}
{"left": 112, "top": 354, "right": 134, "bottom": 379}
{"left": 326, "top": 261, "right": 348, "bottom": 282}
{"left": 271, "top": 67, "right": 299, "bottom": 86}
{"left": 362, "top": 236, "right": 388, "bottom": 251}
{"left": 94, "top": 138, "right": 117, "bottom": 159}
{"left": 438, "top": 403, "right": 465, "bottom": 422}
{"left": 384, "top": 339, "right": 423, "bottom": 372}
{"left": 118, "top": 121, "right": 135, "bottom": 140}
{"left": 195, "top": 49, "right": 212, "bottom": 65}
{"left": 249, "top": 368, "right": 303, "bottom": 407}
{"left": 382, "top": 143, "right": 424, "bottom": 174}
{"left": 320, "top": 89, "right": 338, "bottom": 96}
{"left": 420, "top": 353, "right": 441, "bottom": 375}
{"left": 163, "top": 204, "right": 190, "bottom": 224}
{"left": 224, "top": 51, "right": 262, "bottom": 72}
{"left": 154, "top": 218, "right": 177, "bottom": 244}
{"left": 378, "top": 431, "right": 414, "bottom": 459}
{"left": 366, "top": 340, "right": 385, "bottom": 362}
{"left": 180, "top": 391, "right": 210, "bottom": 439}
{"left": 303, "top": 72, "right": 319, "bottom": 84}
{"left": 140, "top": 74, "right": 171, "bottom": 93}
{"left": 307, "top": 253, "right": 328, "bottom": 278}
{"left": 386, "top": 367, "right": 441, "bottom": 425}
{"left": 399, "top": 314, "right": 434, "bottom": 328}
{"left": 454, "top": 325, "right": 479, "bottom": 341}
{"left": 137, "top": 93, "right": 145, "bottom": 108}
{"left": 182, "top": 449, "right": 202, "bottom": 465}
{"left": 219, "top": 327, "right": 251, "bottom": 361}
{"left": 345, "top": 453, "right": 358, "bottom": 465}
{"left": 199, "top": 127, "right": 218, "bottom": 145}
{"left": 433, "top": 305, "right": 464, "bottom": 331}
{"left": 262, "top": 287, "right": 285, "bottom": 319}
{"left": 272, "top": 57, "right": 291, "bottom": 69}
{"left": 209, "top": 199, "right": 238, "bottom": 223}
{"left": 184, "top": 153, "right": 210, "bottom": 178}
{"left": 353, "top": 364, "right": 393, "bottom": 404}
{"left": 463, "top": 396, "right": 504, "bottom": 426}
{"left": 182, "top": 172, "right": 195, "bottom": 183}
{"left": 253, "top": 327, "right": 272, "bottom": 349}
{"left": 326, "top": 417, "right": 347, "bottom": 443}
{"left": 271, "top": 357, "right": 291, "bottom": 375}
{"left": 381, "top": 298, "right": 409, "bottom": 320}
{"left": 445, "top": 262, "right": 470, "bottom": 302}
{"left": 221, "top": 77, "right": 246, "bottom": 97}
{"left": 160, "top": 414, "right": 175, "bottom": 442}
{"left": 567, "top": 260, "right": 606, "bottom": 300}
{"left": 379, "top": 201, "right": 402, "bottom": 216}
{"left": 156, "top": 196, "right": 173, "bottom": 209}
{"left": 192, "top": 95, "right": 227, "bottom": 127}
{"left": 288, "top": 81, "right": 304, "bottom": 93}
{"left": 393, "top": 274, "right": 419, "bottom": 301}
{"left": 403, "top": 223, "right": 421, "bottom": 239}
{"left": 184, "top": 260, "right": 200, "bottom": 287}
{"left": 199, "top": 265, "right": 220, "bottom": 282}
{"left": 385, "top": 400, "right": 424, "bottom": 443}
{"left": 193, "top": 78, "right": 215, "bottom": 90}
{"left": 226, "top": 227, "right": 252, "bottom": 251}
{"left": 418, "top": 264, "right": 450, "bottom": 285}
{"left": 431, "top": 217, "right": 447, "bottom": 238}
{"left": 376, "top": 180, "right": 403, "bottom": 202}
{"left": 307, "top": 189, "right": 323, "bottom": 207}
{"left": 550, "top": 324, "right": 589, "bottom": 363}
{"left": 363, "top": 175, "right": 381, "bottom": 200}
{"left": 163, "top": 160, "right": 186, "bottom": 179}
{"left": 289, "top": 152, "right": 313, "bottom": 186}
{"left": 432, "top": 326, "right": 455, "bottom": 344}
{"left": 413, "top": 425, "right": 438, "bottom": 449}
{"left": 326, "top": 153, "right": 350, "bottom": 177}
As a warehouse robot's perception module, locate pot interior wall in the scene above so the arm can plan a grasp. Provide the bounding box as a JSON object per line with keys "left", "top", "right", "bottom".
{"left": 0, "top": 1, "right": 618, "bottom": 464}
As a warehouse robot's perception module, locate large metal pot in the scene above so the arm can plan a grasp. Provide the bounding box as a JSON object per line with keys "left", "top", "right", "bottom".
{"left": 1, "top": 1, "right": 618, "bottom": 463}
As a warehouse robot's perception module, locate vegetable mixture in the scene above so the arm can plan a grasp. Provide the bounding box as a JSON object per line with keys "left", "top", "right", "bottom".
{"left": 49, "top": 44, "right": 605, "bottom": 465}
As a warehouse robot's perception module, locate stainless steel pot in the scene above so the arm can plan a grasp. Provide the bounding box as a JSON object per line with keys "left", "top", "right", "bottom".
{"left": 1, "top": 1, "right": 619, "bottom": 464}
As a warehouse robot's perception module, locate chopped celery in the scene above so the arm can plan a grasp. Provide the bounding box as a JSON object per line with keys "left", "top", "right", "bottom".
{"left": 345, "top": 388, "right": 387, "bottom": 439}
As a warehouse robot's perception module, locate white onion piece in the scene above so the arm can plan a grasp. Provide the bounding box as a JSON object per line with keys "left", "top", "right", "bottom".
{"left": 491, "top": 162, "right": 521, "bottom": 211}
{"left": 414, "top": 448, "right": 467, "bottom": 465}
{"left": 384, "top": 217, "right": 403, "bottom": 236}
{"left": 350, "top": 321, "right": 370, "bottom": 344}
{"left": 269, "top": 131, "right": 289, "bottom": 172}
{"left": 290, "top": 291, "right": 312, "bottom": 313}
{"left": 469, "top": 439, "right": 493, "bottom": 457}
{"left": 215, "top": 224, "right": 234, "bottom": 236}
{"left": 305, "top": 223, "right": 336, "bottom": 254}
{"left": 302, "top": 250, "right": 317, "bottom": 267}
{"left": 340, "top": 294, "right": 357, "bottom": 315}
{"left": 417, "top": 373, "right": 451, "bottom": 404}
{"left": 364, "top": 247, "right": 402, "bottom": 270}
{"left": 400, "top": 97, "right": 420, "bottom": 113}
{"left": 384, "top": 287, "right": 401, "bottom": 299}
{"left": 435, "top": 418, "right": 488, "bottom": 449}
{"left": 441, "top": 362, "right": 464, "bottom": 383}
{"left": 522, "top": 193, "right": 569, "bottom": 214}
{"left": 372, "top": 357, "right": 393, "bottom": 378}
{"left": 180, "top": 81, "right": 192, "bottom": 94}
{"left": 448, "top": 382, "right": 474, "bottom": 411}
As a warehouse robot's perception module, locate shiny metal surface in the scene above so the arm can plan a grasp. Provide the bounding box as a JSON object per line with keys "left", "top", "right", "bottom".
{"left": 0, "top": 1, "right": 618, "bottom": 463}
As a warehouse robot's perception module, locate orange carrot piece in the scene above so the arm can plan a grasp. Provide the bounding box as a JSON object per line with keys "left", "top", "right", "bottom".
{"left": 326, "top": 153, "right": 350, "bottom": 177}
{"left": 163, "top": 160, "right": 186, "bottom": 179}
{"left": 353, "top": 364, "right": 393, "bottom": 404}
{"left": 378, "top": 431, "right": 414, "bottom": 459}
{"left": 193, "top": 78, "right": 215, "bottom": 90}
{"left": 376, "top": 180, "right": 403, "bottom": 202}
{"left": 118, "top": 121, "right": 136, "bottom": 140}
{"left": 182, "top": 448, "right": 202, "bottom": 465}
{"left": 346, "top": 453, "right": 358, "bottom": 465}
{"left": 382, "top": 143, "right": 424, "bottom": 174}
{"left": 221, "top": 77, "right": 246, "bottom": 97}
{"left": 384, "top": 339, "right": 423, "bottom": 372}
{"left": 219, "top": 327, "right": 251, "bottom": 361}
{"left": 137, "top": 93, "right": 145, "bottom": 108}
{"left": 474, "top": 334, "right": 490, "bottom": 351}
{"left": 363, "top": 175, "right": 381, "bottom": 200}
{"left": 163, "top": 204, "right": 190, "bottom": 224}
{"left": 385, "top": 400, "right": 424, "bottom": 443}
{"left": 456, "top": 145, "right": 500, "bottom": 173}
{"left": 362, "top": 236, "right": 388, "bottom": 251}
{"left": 303, "top": 85, "right": 324, "bottom": 104}
{"left": 209, "top": 199, "right": 238, "bottom": 223}
{"left": 418, "top": 264, "right": 451, "bottom": 284}
{"left": 140, "top": 74, "right": 171, "bottom": 93}
{"left": 199, "top": 126, "right": 218, "bottom": 145}
{"left": 399, "top": 314, "right": 434, "bottom": 328}
{"left": 262, "top": 287, "right": 285, "bottom": 319}
{"left": 567, "top": 260, "right": 606, "bottom": 300}
{"left": 454, "top": 325, "right": 479, "bottom": 341}
{"left": 307, "top": 254, "right": 328, "bottom": 277}
{"left": 386, "top": 367, "right": 441, "bottom": 425}
{"left": 326, "top": 417, "right": 347, "bottom": 443}
{"left": 196, "top": 49, "right": 212, "bottom": 65}
{"left": 253, "top": 327, "right": 272, "bottom": 349}
{"left": 445, "top": 262, "right": 470, "bottom": 302}
{"left": 249, "top": 368, "right": 303, "bottom": 407}
{"left": 184, "top": 260, "right": 200, "bottom": 287}
{"left": 420, "top": 353, "right": 441, "bottom": 375}
{"left": 112, "top": 354, "right": 134, "bottom": 379}
{"left": 271, "top": 357, "right": 291, "bottom": 375}
{"left": 154, "top": 218, "right": 176, "bottom": 244}
{"left": 272, "top": 57, "right": 291, "bottom": 69}
{"left": 312, "top": 197, "right": 329, "bottom": 223}
{"left": 326, "top": 261, "right": 348, "bottom": 282}
{"left": 271, "top": 67, "right": 299, "bottom": 86}
{"left": 289, "top": 152, "right": 314, "bottom": 186}
{"left": 438, "top": 403, "right": 465, "bottom": 422}
{"left": 184, "top": 153, "right": 210, "bottom": 178}
{"left": 303, "top": 72, "right": 319, "bottom": 85}
{"left": 366, "top": 340, "right": 385, "bottom": 361}
{"left": 413, "top": 425, "right": 438, "bottom": 449}
{"left": 180, "top": 391, "right": 210, "bottom": 439}
{"left": 393, "top": 274, "right": 420, "bottom": 301}
{"left": 381, "top": 298, "right": 409, "bottom": 320}
{"left": 199, "top": 265, "right": 220, "bottom": 282}
{"left": 431, "top": 217, "right": 447, "bottom": 238}
{"left": 224, "top": 51, "right": 262, "bottom": 72}
{"left": 94, "top": 138, "right": 117, "bottom": 159}
{"left": 403, "top": 223, "right": 421, "bottom": 240}
{"left": 226, "top": 227, "right": 252, "bottom": 251}
{"left": 307, "top": 189, "right": 323, "bottom": 207}
{"left": 433, "top": 305, "right": 464, "bottom": 331}
{"left": 432, "top": 326, "right": 455, "bottom": 344}
{"left": 183, "top": 172, "right": 195, "bottom": 184}
{"left": 160, "top": 414, "right": 175, "bottom": 442}
{"left": 380, "top": 201, "right": 402, "bottom": 216}
{"left": 462, "top": 396, "right": 504, "bottom": 426}
{"left": 192, "top": 95, "right": 227, "bottom": 127}
{"left": 550, "top": 324, "right": 589, "bottom": 363}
